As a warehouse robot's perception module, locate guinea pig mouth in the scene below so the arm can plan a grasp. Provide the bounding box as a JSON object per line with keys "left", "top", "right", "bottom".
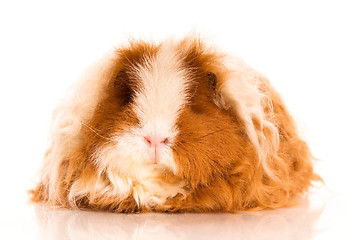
{"left": 145, "top": 143, "right": 166, "bottom": 165}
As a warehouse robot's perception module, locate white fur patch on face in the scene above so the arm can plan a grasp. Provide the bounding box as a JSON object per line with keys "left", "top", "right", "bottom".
{"left": 132, "top": 40, "right": 190, "bottom": 143}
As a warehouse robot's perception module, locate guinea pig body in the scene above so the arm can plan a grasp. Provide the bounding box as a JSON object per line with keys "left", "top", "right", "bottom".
{"left": 30, "top": 37, "right": 320, "bottom": 213}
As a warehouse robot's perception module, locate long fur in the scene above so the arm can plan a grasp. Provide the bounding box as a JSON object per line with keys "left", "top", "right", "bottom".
{"left": 30, "top": 37, "right": 320, "bottom": 213}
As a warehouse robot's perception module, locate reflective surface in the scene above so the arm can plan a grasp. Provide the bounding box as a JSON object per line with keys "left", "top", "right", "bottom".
{"left": 34, "top": 200, "right": 321, "bottom": 240}
{"left": 2, "top": 187, "right": 351, "bottom": 240}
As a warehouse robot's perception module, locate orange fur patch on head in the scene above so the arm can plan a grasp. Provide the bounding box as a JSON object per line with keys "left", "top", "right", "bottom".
{"left": 30, "top": 37, "right": 320, "bottom": 213}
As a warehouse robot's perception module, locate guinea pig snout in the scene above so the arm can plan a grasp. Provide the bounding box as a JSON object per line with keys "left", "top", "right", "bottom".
{"left": 144, "top": 135, "right": 169, "bottom": 164}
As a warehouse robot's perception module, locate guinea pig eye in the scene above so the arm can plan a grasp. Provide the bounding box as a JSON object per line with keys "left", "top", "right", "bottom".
{"left": 207, "top": 72, "right": 217, "bottom": 90}
{"left": 114, "top": 70, "right": 129, "bottom": 88}
{"left": 113, "top": 70, "right": 133, "bottom": 105}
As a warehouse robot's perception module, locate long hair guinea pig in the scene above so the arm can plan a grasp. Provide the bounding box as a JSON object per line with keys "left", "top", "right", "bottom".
{"left": 30, "top": 37, "right": 320, "bottom": 213}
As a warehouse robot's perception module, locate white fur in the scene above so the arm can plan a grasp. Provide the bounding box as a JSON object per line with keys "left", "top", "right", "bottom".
{"left": 219, "top": 56, "right": 280, "bottom": 179}
{"left": 40, "top": 51, "right": 120, "bottom": 204}
{"left": 84, "top": 132, "right": 184, "bottom": 207}
{"left": 132, "top": 40, "right": 191, "bottom": 141}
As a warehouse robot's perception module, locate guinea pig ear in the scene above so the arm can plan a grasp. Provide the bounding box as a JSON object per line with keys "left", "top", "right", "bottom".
{"left": 218, "top": 58, "right": 280, "bottom": 179}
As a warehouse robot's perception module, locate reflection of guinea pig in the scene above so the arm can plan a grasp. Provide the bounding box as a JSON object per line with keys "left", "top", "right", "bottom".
{"left": 30, "top": 37, "right": 320, "bottom": 213}
{"left": 35, "top": 200, "right": 322, "bottom": 240}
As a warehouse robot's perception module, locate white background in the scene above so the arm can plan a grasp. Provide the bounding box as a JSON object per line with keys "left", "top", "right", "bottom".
{"left": 0, "top": 0, "right": 360, "bottom": 239}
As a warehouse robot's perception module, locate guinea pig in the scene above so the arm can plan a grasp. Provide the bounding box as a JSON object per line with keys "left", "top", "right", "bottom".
{"left": 30, "top": 37, "right": 320, "bottom": 213}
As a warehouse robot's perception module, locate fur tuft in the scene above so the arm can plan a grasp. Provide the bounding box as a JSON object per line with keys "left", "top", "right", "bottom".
{"left": 219, "top": 57, "right": 281, "bottom": 179}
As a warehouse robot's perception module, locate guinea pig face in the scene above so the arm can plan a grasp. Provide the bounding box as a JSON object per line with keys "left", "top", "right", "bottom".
{"left": 87, "top": 40, "right": 242, "bottom": 185}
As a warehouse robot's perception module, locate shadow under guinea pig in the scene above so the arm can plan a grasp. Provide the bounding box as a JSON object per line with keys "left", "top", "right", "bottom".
{"left": 34, "top": 198, "right": 324, "bottom": 240}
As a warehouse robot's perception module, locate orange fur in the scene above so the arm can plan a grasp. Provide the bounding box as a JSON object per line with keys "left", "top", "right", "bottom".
{"left": 30, "top": 37, "right": 320, "bottom": 213}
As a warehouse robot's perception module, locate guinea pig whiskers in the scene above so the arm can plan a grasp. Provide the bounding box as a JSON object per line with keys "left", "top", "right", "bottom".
{"left": 198, "top": 129, "right": 224, "bottom": 139}
{"left": 80, "top": 121, "right": 114, "bottom": 141}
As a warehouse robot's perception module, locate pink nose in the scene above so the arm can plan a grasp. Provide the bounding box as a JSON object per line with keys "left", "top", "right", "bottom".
{"left": 144, "top": 136, "right": 168, "bottom": 164}
{"left": 144, "top": 136, "right": 168, "bottom": 147}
